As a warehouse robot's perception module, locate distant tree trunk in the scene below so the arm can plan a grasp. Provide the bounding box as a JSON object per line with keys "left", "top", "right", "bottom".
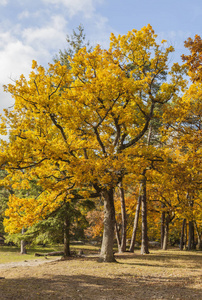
{"left": 184, "top": 222, "right": 188, "bottom": 250}
{"left": 129, "top": 185, "right": 142, "bottom": 253}
{"left": 141, "top": 176, "right": 149, "bottom": 255}
{"left": 188, "top": 221, "right": 194, "bottom": 250}
{"left": 187, "top": 194, "right": 195, "bottom": 250}
{"left": 194, "top": 221, "right": 202, "bottom": 250}
{"left": 64, "top": 203, "right": 71, "bottom": 257}
{"left": 115, "top": 220, "right": 121, "bottom": 253}
{"left": 99, "top": 189, "right": 116, "bottom": 262}
{"left": 20, "top": 228, "right": 27, "bottom": 254}
{"left": 119, "top": 184, "right": 127, "bottom": 253}
{"left": 180, "top": 219, "right": 186, "bottom": 251}
{"left": 161, "top": 205, "right": 165, "bottom": 249}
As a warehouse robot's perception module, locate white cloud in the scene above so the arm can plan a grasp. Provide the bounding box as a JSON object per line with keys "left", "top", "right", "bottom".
{"left": 0, "top": 0, "right": 9, "bottom": 6}
{"left": 0, "top": 32, "right": 37, "bottom": 112}
{"left": 18, "top": 10, "right": 30, "bottom": 20}
{"left": 0, "top": 14, "right": 69, "bottom": 114}
{"left": 22, "top": 15, "right": 67, "bottom": 50}
{"left": 43, "top": 0, "right": 103, "bottom": 18}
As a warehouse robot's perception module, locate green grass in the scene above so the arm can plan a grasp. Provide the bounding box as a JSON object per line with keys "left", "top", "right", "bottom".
{"left": 0, "top": 243, "right": 100, "bottom": 264}
{"left": 0, "top": 245, "right": 61, "bottom": 263}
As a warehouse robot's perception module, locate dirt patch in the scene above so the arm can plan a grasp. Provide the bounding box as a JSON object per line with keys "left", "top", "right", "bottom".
{"left": 0, "top": 257, "right": 59, "bottom": 270}
{"left": 0, "top": 250, "right": 201, "bottom": 300}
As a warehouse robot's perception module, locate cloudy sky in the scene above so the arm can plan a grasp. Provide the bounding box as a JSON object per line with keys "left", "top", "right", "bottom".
{"left": 0, "top": 0, "right": 202, "bottom": 113}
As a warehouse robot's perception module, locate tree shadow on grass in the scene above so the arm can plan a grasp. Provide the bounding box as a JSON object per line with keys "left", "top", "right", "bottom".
{"left": 0, "top": 272, "right": 201, "bottom": 300}
{"left": 115, "top": 252, "right": 202, "bottom": 270}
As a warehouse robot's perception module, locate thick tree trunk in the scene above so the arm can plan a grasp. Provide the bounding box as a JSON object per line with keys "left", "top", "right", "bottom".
{"left": 99, "top": 189, "right": 116, "bottom": 262}
{"left": 119, "top": 184, "right": 127, "bottom": 253}
{"left": 64, "top": 204, "right": 71, "bottom": 257}
{"left": 161, "top": 205, "right": 165, "bottom": 249}
{"left": 188, "top": 221, "right": 194, "bottom": 250}
{"left": 162, "top": 218, "right": 169, "bottom": 250}
{"left": 194, "top": 221, "right": 202, "bottom": 250}
{"left": 20, "top": 228, "right": 27, "bottom": 254}
{"left": 141, "top": 176, "right": 149, "bottom": 255}
{"left": 180, "top": 219, "right": 186, "bottom": 251}
{"left": 129, "top": 186, "right": 142, "bottom": 253}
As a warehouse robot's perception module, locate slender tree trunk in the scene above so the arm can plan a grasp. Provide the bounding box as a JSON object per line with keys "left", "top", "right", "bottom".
{"left": 187, "top": 194, "right": 195, "bottom": 250}
{"left": 64, "top": 204, "right": 71, "bottom": 257}
{"left": 161, "top": 205, "right": 165, "bottom": 249}
{"left": 141, "top": 176, "right": 149, "bottom": 255}
{"left": 99, "top": 189, "right": 116, "bottom": 262}
{"left": 180, "top": 219, "right": 186, "bottom": 251}
{"left": 119, "top": 184, "right": 127, "bottom": 252}
{"left": 194, "top": 221, "right": 202, "bottom": 250}
{"left": 115, "top": 220, "right": 121, "bottom": 253}
{"left": 188, "top": 221, "right": 194, "bottom": 250}
{"left": 184, "top": 222, "right": 188, "bottom": 250}
{"left": 129, "top": 186, "right": 142, "bottom": 253}
{"left": 20, "top": 228, "right": 27, "bottom": 254}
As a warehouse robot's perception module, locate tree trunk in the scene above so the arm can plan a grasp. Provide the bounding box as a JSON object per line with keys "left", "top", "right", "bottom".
{"left": 161, "top": 205, "right": 165, "bottom": 249}
{"left": 194, "top": 221, "right": 202, "bottom": 250}
{"left": 20, "top": 228, "right": 27, "bottom": 254}
{"left": 184, "top": 222, "right": 188, "bottom": 250}
{"left": 99, "top": 189, "right": 116, "bottom": 262}
{"left": 188, "top": 221, "right": 194, "bottom": 250}
{"left": 64, "top": 204, "right": 71, "bottom": 257}
{"left": 115, "top": 220, "right": 121, "bottom": 253}
{"left": 162, "top": 217, "right": 169, "bottom": 250}
{"left": 119, "top": 184, "right": 127, "bottom": 252}
{"left": 141, "top": 176, "right": 149, "bottom": 255}
{"left": 129, "top": 186, "right": 142, "bottom": 253}
{"left": 180, "top": 219, "right": 186, "bottom": 251}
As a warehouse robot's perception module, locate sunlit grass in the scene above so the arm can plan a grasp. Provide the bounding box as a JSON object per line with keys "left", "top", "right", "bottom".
{"left": 0, "top": 243, "right": 100, "bottom": 264}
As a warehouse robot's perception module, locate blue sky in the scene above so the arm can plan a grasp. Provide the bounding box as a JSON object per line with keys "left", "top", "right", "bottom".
{"left": 0, "top": 0, "right": 202, "bottom": 113}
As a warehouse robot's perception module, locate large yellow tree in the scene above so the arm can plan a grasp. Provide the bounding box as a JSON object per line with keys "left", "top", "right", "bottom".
{"left": 0, "top": 25, "right": 185, "bottom": 262}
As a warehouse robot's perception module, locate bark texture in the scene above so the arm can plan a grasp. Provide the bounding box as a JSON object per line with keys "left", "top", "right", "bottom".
{"left": 64, "top": 204, "right": 71, "bottom": 257}
{"left": 119, "top": 185, "right": 127, "bottom": 253}
{"left": 141, "top": 176, "right": 149, "bottom": 255}
{"left": 162, "top": 218, "right": 169, "bottom": 250}
{"left": 180, "top": 219, "right": 186, "bottom": 251}
{"left": 188, "top": 221, "right": 195, "bottom": 250}
{"left": 194, "top": 221, "right": 202, "bottom": 250}
{"left": 129, "top": 186, "right": 142, "bottom": 253}
{"left": 161, "top": 206, "right": 165, "bottom": 249}
{"left": 99, "top": 189, "right": 116, "bottom": 262}
{"left": 20, "top": 228, "right": 27, "bottom": 255}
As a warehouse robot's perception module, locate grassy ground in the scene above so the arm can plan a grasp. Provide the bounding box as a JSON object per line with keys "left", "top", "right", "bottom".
{"left": 0, "top": 245, "right": 62, "bottom": 263}
{"left": 0, "top": 247, "right": 201, "bottom": 300}
{"left": 0, "top": 244, "right": 99, "bottom": 263}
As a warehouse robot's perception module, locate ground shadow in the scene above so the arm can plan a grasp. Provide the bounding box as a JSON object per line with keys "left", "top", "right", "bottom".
{"left": 115, "top": 251, "right": 202, "bottom": 270}
{"left": 0, "top": 271, "right": 201, "bottom": 300}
